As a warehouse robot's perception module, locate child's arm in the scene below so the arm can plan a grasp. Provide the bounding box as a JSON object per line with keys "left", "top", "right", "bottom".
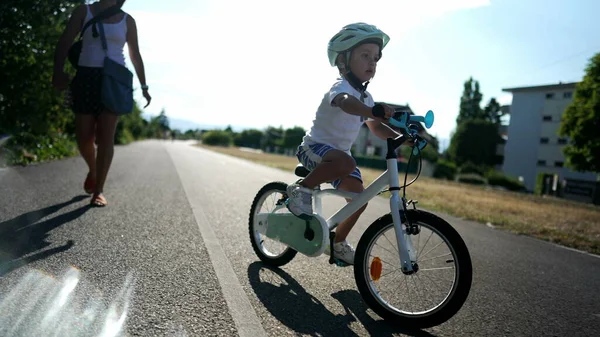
{"left": 365, "top": 120, "right": 403, "bottom": 140}
{"left": 332, "top": 94, "right": 392, "bottom": 120}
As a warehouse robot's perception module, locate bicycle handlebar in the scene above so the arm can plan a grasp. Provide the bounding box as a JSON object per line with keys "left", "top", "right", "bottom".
{"left": 388, "top": 110, "right": 435, "bottom": 133}
{"left": 388, "top": 109, "right": 435, "bottom": 155}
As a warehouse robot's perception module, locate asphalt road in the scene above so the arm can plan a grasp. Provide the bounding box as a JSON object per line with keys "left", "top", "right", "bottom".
{"left": 1, "top": 140, "right": 599, "bottom": 337}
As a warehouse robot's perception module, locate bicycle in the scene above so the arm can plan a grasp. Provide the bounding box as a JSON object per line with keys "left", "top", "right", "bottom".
{"left": 248, "top": 110, "right": 473, "bottom": 328}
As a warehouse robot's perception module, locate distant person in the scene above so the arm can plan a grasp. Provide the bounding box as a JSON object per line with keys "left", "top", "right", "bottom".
{"left": 52, "top": 0, "right": 151, "bottom": 207}
{"left": 287, "top": 23, "right": 406, "bottom": 266}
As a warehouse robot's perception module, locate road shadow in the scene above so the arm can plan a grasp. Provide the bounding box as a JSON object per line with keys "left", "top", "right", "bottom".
{"left": 247, "top": 262, "right": 436, "bottom": 337}
{"left": 0, "top": 195, "right": 90, "bottom": 276}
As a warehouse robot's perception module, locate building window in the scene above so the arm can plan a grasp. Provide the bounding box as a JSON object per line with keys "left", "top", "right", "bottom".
{"left": 540, "top": 137, "right": 549, "bottom": 144}
{"left": 555, "top": 161, "right": 564, "bottom": 167}
{"left": 563, "top": 92, "right": 572, "bottom": 99}
{"left": 557, "top": 138, "right": 568, "bottom": 145}
{"left": 542, "top": 115, "right": 552, "bottom": 121}
{"left": 537, "top": 160, "right": 546, "bottom": 166}
{"left": 545, "top": 93, "right": 554, "bottom": 99}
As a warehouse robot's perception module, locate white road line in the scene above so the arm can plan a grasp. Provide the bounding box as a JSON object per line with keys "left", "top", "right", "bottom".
{"left": 168, "top": 145, "right": 267, "bottom": 337}
{"left": 189, "top": 204, "right": 267, "bottom": 337}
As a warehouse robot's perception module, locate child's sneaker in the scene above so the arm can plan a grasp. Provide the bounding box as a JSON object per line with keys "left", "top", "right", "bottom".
{"left": 286, "top": 183, "right": 313, "bottom": 219}
{"left": 325, "top": 240, "right": 355, "bottom": 266}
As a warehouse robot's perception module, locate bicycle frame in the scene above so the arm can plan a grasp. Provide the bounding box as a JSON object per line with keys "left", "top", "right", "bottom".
{"left": 310, "top": 144, "right": 418, "bottom": 273}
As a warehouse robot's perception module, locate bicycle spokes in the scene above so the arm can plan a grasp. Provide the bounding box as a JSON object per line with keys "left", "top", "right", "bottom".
{"left": 365, "top": 222, "right": 457, "bottom": 315}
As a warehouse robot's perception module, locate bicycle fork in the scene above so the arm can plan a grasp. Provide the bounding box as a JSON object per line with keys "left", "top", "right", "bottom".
{"left": 387, "top": 158, "right": 417, "bottom": 274}
{"left": 390, "top": 191, "right": 418, "bottom": 273}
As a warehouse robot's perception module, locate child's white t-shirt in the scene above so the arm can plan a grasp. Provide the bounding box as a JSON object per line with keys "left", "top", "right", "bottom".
{"left": 302, "top": 77, "right": 375, "bottom": 153}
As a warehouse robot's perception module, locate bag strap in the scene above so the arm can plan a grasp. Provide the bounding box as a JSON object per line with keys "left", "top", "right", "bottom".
{"left": 78, "top": 5, "right": 122, "bottom": 40}
{"left": 97, "top": 22, "right": 108, "bottom": 53}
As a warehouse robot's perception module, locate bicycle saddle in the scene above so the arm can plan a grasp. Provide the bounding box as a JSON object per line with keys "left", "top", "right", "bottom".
{"left": 294, "top": 164, "right": 311, "bottom": 178}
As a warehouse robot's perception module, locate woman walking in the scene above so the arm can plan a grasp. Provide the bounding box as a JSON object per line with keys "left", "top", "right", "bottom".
{"left": 52, "top": 0, "right": 151, "bottom": 207}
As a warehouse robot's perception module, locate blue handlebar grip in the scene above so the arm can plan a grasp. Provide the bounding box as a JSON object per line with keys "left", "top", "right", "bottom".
{"left": 389, "top": 113, "right": 408, "bottom": 129}
{"left": 388, "top": 118, "right": 402, "bottom": 128}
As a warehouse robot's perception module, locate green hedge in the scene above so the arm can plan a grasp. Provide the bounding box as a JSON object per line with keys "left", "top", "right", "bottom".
{"left": 457, "top": 173, "right": 487, "bottom": 185}
{"left": 459, "top": 162, "right": 486, "bottom": 176}
{"left": 433, "top": 160, "right": 457, "bottom": 180}
{"left": 202, "top": 130, "right": 233, "bottom": 146}
{"left": 354, "top": 155, "right": 418, "bottom": 174}
{"left": 486, "top": 171, "right": 525, "bottom": 191}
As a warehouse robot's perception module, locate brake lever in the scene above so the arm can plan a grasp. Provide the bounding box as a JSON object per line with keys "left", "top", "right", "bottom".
{"left": 411, "top": 135, "right": 428, "bottom": 155}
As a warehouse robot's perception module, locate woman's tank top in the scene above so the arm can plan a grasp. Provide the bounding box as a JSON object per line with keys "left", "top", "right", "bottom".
{"left": 78, "top": 5, "right": 128, "bottom": 68}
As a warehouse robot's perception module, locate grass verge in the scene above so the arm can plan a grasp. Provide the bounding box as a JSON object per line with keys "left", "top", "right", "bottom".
{"left": 198, "top": 144, "right": 600, "bottom": 255}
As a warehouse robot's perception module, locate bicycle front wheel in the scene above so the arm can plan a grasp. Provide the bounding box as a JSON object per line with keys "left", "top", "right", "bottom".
{"left": 354, "top": 209, "right": 472, "bottom": 328}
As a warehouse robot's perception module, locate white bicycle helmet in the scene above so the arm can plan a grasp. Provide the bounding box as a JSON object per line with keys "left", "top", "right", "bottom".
{"left": 327, "top": 22, "right": 390, "bottom": 67}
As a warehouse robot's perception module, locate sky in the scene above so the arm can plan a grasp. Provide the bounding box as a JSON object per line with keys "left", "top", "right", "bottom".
{"left": 115, "top": 0, "right": 599, "bottom": 150}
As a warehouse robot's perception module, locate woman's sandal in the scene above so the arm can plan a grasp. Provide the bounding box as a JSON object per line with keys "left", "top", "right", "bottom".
{"left": 84, "top": 173, "right": 96, "bottom": 194}
{"left": 90, "top": 193, "right": 107, "bottom": 207}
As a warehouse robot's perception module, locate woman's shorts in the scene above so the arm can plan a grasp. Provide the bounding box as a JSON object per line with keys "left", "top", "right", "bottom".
{"left": 70, "top": 66, "right": 105, "bottom": 116}
{"left": 296, "top": 143, "right": 362, "bottom": 189}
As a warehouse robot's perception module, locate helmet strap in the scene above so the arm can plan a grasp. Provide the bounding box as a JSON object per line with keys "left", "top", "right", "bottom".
{"left": 342, "top": 51, "right": 369, "bottom": 100}
{"left": 345, "top": 71, "right": 369, "bottom": 96}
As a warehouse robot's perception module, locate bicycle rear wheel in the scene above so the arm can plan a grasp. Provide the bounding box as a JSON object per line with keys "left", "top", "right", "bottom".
{"left": 248, "top": 182, "right": 298, "bottom": 267}
{"left": 354, "top": 210, "right": 472, "bottom": 328}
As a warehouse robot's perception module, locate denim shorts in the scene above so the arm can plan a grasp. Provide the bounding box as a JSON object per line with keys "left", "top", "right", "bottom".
{"left": 296, "top": 143, "right": 362, "bottom": 189}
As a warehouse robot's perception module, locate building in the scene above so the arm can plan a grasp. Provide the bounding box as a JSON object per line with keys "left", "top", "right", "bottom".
{"left": 501, "top": 82, "right": 597, "bottom": 194}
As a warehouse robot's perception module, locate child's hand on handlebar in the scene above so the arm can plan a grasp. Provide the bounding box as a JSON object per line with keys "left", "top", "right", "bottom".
{"left": 371, "top": 103, "right": 394, "bottom": 121}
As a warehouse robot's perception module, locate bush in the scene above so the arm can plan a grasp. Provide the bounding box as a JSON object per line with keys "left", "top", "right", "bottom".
{"left": 460, "top": 162, "right": 486, "bottom": 176}
{"left": 486, "top": 171, "right": 525, "bottom": 191}
{"left": 202, "top": 130, "right": 233, "bottom": 146}
{"left": 400, "top": 144, "right": 439, "bottom": 164}
{"left": 433, "top": 160, "right": 457, "bottom": 180}
{"left": 457, "top": 173, "right": 487, "bottom": 185}
{"left": 115, "top": 127, "right": 135, "bottom": 145}
{"left": 4, "top": 132, "right": 78, "bottom": 166}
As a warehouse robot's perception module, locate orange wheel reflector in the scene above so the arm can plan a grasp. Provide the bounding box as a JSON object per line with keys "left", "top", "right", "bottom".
{"left": 370, "top": 257, "right": 383, "bottom": 281}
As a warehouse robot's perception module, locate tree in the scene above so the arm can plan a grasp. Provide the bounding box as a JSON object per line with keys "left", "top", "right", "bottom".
{"left": 0, "top": 1, "right": 171, "bottom": 164}
{"left": 483, "top": 98, "right": 503, "bottom": 125}
{"left": 449, "top": 77, "right": 506, "bottom": 168}
{"left": 261, "top": 126, "right": 283, "bottom": 150}
{"left": 559, "top": 52, "right": 600, "bottom": 173}
{"left": 115, "top": 101, "right": 145, "bottom": 144}
{"left": 0, "top": 0, "right": 84, "bottom": 136}
{"left": 234, "top": 129, "right": 263, "bottom": 148}
{"left": 456, "top": 77, "right": 484, "bottom": 124}
{"left": 448, "top": 119, "right": 503, "bottom": 167}
{"left": 280, "top": 126, "right": 306, "bottom": 149}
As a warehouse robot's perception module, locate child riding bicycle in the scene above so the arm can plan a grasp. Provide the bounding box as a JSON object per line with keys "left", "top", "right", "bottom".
{"left": 286, "top": 23, "right": 406, "bottom": 265}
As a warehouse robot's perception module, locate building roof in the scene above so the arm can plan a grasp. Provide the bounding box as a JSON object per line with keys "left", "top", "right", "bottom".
{"left": 502, "top": 81, "right": 579, "bottom": 93}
